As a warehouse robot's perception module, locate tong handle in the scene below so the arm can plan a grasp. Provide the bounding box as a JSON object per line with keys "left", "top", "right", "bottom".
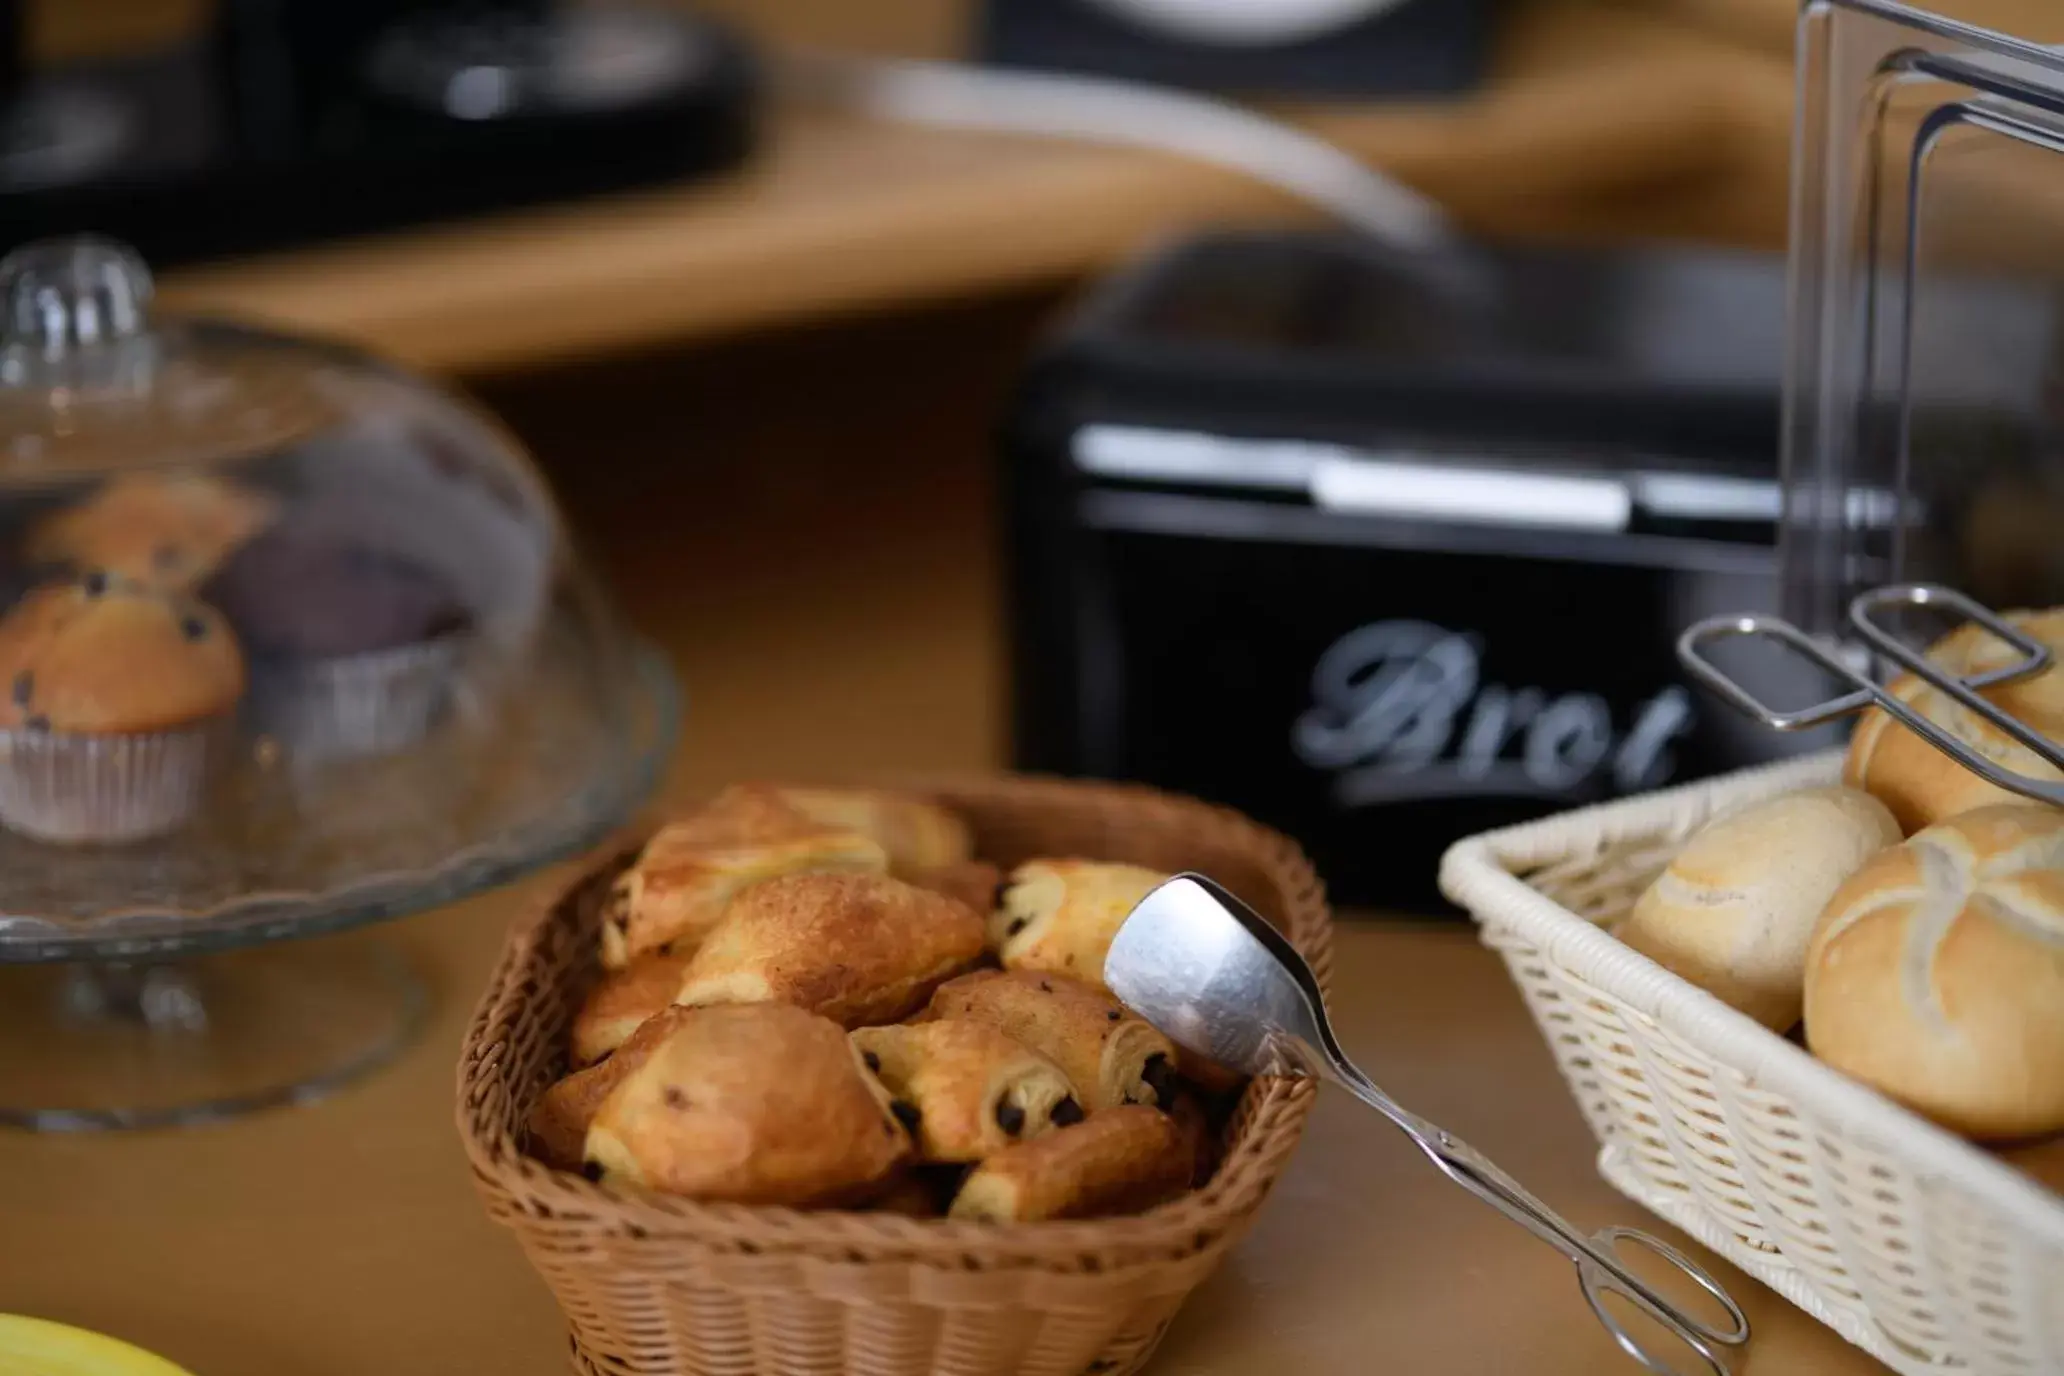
{"left": 1676, "top": 585, "right": 2064, "bottom": 808}
{"left": 1846, "top": 585, "right": 2064, "bottom": 774}
{"left": 1330, "top": 1065, "right": 1747, "bottom": 1373}
{"left": 1674, "top": 614, "right": 1876, "bottom": 732}
{"left": 1415, "top": 1125, "right": 1748, "bottom": 1374}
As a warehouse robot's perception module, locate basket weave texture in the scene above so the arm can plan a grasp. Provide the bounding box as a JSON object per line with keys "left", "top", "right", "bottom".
{"left": 458, "top": 776, "right": 1332, "bottom": 1376}
{"left": 1440, "top": 751, "right": 2064, "bottom": 1376}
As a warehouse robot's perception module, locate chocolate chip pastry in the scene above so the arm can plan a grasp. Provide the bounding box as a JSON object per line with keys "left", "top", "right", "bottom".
{"left": 990, "top": 859, "right": 1169, "bottom": 986}
{"left": 948, "top": 1106, "right": 1193, "bottom": 1223}
{"left": 921, "top": 969, "right": 1180, "bottom": 1113}
{"left": 527, "top": 1005, "right": 700, "bottom": 1170}
{"left": 584, "top": 1003, "right": 912, "bottom": 1206}
{"left": 769, "top": 785, "right": 974, "bottom": 875}
{"left": 599, "top": 785, "right": 889, "bottom": 969}
{"left": 570, "top": 950, "right": 695, "bottom": 1067}
{"left": 850, "top": 1021, "right": 1084, "bottom": 1164}
{"left": 674, "top": 872, "right": 985, "bottom": 1028}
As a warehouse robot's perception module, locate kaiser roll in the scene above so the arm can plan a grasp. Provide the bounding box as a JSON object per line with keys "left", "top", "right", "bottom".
{"left": 1844, "top": 607, "right": 2064, "bottom": 833}
{"left": 1618, "top": 786, "right": 1900, "bottom": 1030}
{"left": 1804, "top": 805, "right": 2064, "bottom": 1141}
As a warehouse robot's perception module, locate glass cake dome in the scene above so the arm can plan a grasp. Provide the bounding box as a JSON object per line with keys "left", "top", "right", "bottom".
{"left": 0, "top": 235, "right": 677, "bottom": 1127}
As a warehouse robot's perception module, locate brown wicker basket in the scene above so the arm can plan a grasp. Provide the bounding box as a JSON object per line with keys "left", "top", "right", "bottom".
{"left": 457, "top": 775, "right": 1333, "bottom": 1376}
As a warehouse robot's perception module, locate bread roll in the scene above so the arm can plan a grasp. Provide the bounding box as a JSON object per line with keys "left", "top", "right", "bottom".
{"left": 991, "top": 859, "right": 1168, "bottom": 987}
{"left": 527, "top": 1005, "right": 698, "bottom": 1171}
{"left": 948, "top": 1106, "right": 1191, "bottom": 1223}
{"left": 850, "top": 1021, "right": 1083, "bottom": 1164}
{"left": 922, "top": 969, "right": 1178, "bottom": 1112}
{"left": 599, "top": 787, "right": 888, "bottom": 969}
{"left": 673, "top": 872, "right": 984, "bottom": 1028}
{"left": 1844, "top": 608, "right": 2064, "bottom": 832}
{"left": 570, "top": 951, "right": 693, "bottom": 1067}
{"left": 1805, "top": 805, "right": 2064, "bottom": 1140}
{"left": 770, "top": 786, "right": 974, "bottom": 874}
{"left": 584, "top": 1003, "right": 911, "bottom": 1205}
{"left": 1619, "top": 787, "right": 1900, "bottom": 1030}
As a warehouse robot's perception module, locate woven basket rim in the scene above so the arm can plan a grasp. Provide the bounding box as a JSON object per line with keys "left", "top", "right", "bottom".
{"left": 456, "top": 773, "right": 1333, "bottom": 1269}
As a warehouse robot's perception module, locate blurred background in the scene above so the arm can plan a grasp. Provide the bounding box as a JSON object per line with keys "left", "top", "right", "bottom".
{"left": 11, "top": 0, "right": 2064, "bottom": 909}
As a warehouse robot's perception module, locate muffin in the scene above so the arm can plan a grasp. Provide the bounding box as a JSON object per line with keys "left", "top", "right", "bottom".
{"left": 201, "top": 519, "right": 472, "bottom": 761}
{"left": 0, "top": 575, "right": 244, "bottom": 841}
{"left": 26, "top": 471, "right": 278, "bottom": 593}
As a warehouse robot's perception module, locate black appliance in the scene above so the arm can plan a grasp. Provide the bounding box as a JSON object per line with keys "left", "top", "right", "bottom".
{"left": 979, "top": 0, "right": 1492, "bottom": 97}
{"left": 0, "top": 1, "right": 755, "bottom": 266}
{"left": 1002, "top": 232, "right": 1930, "bottom": 912}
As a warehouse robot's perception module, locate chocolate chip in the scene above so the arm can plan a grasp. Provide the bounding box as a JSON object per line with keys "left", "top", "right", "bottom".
{"left": 995, "top": 1100, "right": 1025, "bottom": 1136}
{"left": 662, "top": 1086, "right": 689, "bottom": 1110}
{"left": 863, "top": 1050, "right": 881, "bottom": 1074}
{"left": 23, "top": 714, "right": 48, "bottom": 733}
{"left": 180, "top": 614, "right": 208, "bottom": 642}
{"left": 10, "top": 671, "right": 28, "bottom": 707}
{"left": 81, "top": 570, "right": 107, "bottom": 597}
{"left": 1051, "top": 1097, "right": 1084, "bottom": 1127}
{"left": 1141, "top": 1054, "right": 1175, "bottom": 1111}
{"left": 1106, "top": 1009, "right": 1122, "bottom": 1022}
{"left": 1038, "top": 980, "right": 1052, "bottom": 993}
{"left": 991, "top": 882, "right": 1010, "bottom": 911}
{"left": 579, "top": 1161, "right": 604, "bottom": 1183}
{"left": 890, "top": 1100, "right": 922, "bottom": 1134}
{"left": 1006, "top": 917, "right": 1028, "bottom": 937}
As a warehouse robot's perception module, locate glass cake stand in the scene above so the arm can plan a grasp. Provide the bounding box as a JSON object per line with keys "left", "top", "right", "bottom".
{"left": 0, "top": 235, "right": 679, "bottom": 1129}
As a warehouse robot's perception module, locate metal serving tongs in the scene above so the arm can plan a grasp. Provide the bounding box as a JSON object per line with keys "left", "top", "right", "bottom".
{"left": 1106, "top": 874, "right": 1753, "bottom": 1375}
{"left": 1677, "top": 584, "right": 2064, "bottom": 803}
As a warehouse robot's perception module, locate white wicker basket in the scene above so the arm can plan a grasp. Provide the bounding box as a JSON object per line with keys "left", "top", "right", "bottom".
{"left": 1439, "top": 752, "right": 2064, "bottom": 1375}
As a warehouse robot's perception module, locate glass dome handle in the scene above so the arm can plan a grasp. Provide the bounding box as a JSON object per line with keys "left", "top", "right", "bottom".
{"left": 0, "top": 236, "right": 154, "bottom": 356}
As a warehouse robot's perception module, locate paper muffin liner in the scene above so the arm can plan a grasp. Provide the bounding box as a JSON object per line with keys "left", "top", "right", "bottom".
{"left": 249, "top": 635, "right": 465, "bottom": 764}
{"left": 0, "top": 720, "right": 217, "bottom": 843}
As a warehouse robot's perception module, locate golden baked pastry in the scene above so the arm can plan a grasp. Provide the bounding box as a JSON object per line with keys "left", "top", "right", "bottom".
{"left": 570, "top": 951, "right": 694, "bottom": 1067}
{"left": 905, "top": 860, "right": 1003, "bottom": 917}
{"left": 1844, "top": 608, "right": 2064, "bottom": 832}
{"left": 990, "top": 859, "right": 1170, "bottom": 988}
{"left": 922, "top": 969, "right": 1178, "bottom": 1112}
{"left": 674, "top": 872, "right": 985, "bottom": 1027}
{"left": 27, "top": 471, "right": 277, "bottom": 593}
{"left": 948, "top": 1106, "right": 1192, "bottom": 1222}
{"left": 599, "top": 786, "right": 889, "bottom": 969}
{"left": 0, "top": 578, "right": 244, "bottom": 733}
{"left": 1805, "top": 805, "right": 2064, "bottom": 1140}
{"left": 528, "top": 1005, "right": 698, "bottom": 1171}
{"left": 771, "top": 786, "right": 974, "bottom": 874}
{"left": 849, "top": 1021, "right": 1083, "bottom": 1164}
{"left": 584, "top": 1003, "right": 911, "bottom": 1205}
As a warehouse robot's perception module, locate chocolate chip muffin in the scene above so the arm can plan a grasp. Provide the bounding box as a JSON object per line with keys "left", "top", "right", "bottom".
{"left": 0, "top": 575, "right": 244, "bottom": 841}
{"left": 26, "top": 471, "right": 278, "bottom": 594}
{"left": 201, "top": 519, "right": 473, "bottom": 761}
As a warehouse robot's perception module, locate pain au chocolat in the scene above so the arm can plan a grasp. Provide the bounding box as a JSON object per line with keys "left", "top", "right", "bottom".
{"left": 673, "top": 871, "right": 985, "bottom": 1027}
